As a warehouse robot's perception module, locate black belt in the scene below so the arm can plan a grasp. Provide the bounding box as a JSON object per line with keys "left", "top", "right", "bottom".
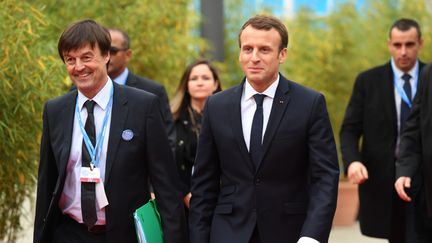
{"left": 87, "top": 224, "right": 106, "bottom": 234}
{"left": 62, "top": 214, "right": 106, "bottom": 234}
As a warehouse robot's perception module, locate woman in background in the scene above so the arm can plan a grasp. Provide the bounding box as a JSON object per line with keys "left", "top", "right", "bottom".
{"left": 171, "top": 59, "right": 222, "bottom": 208}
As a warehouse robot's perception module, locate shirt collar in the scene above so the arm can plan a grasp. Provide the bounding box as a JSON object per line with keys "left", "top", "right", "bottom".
{"left": 113, "top": 67, "right": 129, "bottom": 85}
{"left": 390, "top": 58, "right": 419, "bottom": 81}
{"left": 244, "top": 74, "right": 280, "bottom": 101}
{"left": 78, "top": 77, "right": 113, "bottom": 111}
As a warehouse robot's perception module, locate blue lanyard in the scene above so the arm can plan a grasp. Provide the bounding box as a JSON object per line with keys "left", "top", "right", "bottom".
{"left": 392, "top": 63, "right": 419, "bottom": 108}
{"left": 76, "top": 86, "right": 113, "bottom": 168}
{"left": 394, "top": 77, "right": 416, "bottom": 108}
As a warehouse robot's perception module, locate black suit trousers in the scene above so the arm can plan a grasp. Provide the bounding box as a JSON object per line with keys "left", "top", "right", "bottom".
{"left": 52, "top": 215, "right": 107, "bottom": 243}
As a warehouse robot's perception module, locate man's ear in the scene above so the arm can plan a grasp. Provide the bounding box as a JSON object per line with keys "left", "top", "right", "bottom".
{"left": 125, "top": 49, "right": 132, "bottom": 61}
{"left": 279, "top": 47, "right": 287, "bottom": 64}
{"left": 104, "top": 53, "right": 110, "bottom": 64}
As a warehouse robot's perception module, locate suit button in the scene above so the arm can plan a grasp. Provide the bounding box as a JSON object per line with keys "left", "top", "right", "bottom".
{"left": 255, "top": 178, "right": 261, "bottom": 185}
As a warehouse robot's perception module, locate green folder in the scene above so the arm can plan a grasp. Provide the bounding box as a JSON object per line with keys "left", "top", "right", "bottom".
{"left": 133, "top": 199, "right": 163, "bottom": 243}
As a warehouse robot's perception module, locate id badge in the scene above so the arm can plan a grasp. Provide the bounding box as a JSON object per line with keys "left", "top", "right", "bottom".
{"left": 96, "top": 182, "right": 109, "bottom": 209}
{"left": 80, "top": 167, "right": 101, "bottom": 183}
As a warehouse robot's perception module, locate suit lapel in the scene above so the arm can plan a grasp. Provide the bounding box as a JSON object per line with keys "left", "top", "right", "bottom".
{"left": 229, "top": 82, "right": 255, "bottom": 172}
{"left": 256, "top": 76, "right": 291, "bottom": 172}
{"left": 49, "top": 91, "right": 77, "bottom": 200}
{"left": 125, "top": 72, "right": 137, "bottom": 86}
{"left": 59, "top": 92, "right": 77, "bottom": 177}
{"left": 382, "top": 63, "right": 398, "bottom": 137}
{"left": 104, "top": 84, "right": 128, "bottom": 184}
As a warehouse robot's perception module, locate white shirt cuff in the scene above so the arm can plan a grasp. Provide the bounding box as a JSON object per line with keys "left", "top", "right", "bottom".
{"left": 298, "top": 236, "right": 319, "bottom": 243}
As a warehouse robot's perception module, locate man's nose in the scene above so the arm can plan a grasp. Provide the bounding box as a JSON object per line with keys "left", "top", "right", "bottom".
{"left": 401, "top": 46, "right": 407, "bottom": 55}
{"left": 251, "top": 49, "right": 260, "bottom": 62}
{"left": 75, "top": 59, "right": 85, "bottom": 70}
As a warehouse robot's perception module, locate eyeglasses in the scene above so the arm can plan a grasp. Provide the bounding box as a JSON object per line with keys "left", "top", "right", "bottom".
{"left": 110, "top": 46, "right": 128, "bottom": 55}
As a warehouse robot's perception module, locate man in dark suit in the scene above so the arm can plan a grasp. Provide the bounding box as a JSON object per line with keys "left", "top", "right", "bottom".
{"left": 189, "top": 15, "right": 339, "bottom": 243}
{"left": 33, "top": 19, "right": 187, "bottom": 243}
{"left": 395, "top": 64, "right": 432, "bottom": 242}
{"left": 107, "top": 28, "right": 175, "bottom": 150}
{"left": 340, "top": 18, "right": 424, "bottom": 242}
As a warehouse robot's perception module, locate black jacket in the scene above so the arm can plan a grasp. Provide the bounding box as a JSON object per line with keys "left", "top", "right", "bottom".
{"left": 174, "top": 106, "right": 201, "bottom": 195}
{"left": 340, "top": 61, "right": 425, "bottom": 237}
{"left": 125, "top": 72, "right": 176, "bottom": 151}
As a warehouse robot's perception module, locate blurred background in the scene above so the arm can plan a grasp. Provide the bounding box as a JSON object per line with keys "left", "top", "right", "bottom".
{"left": 1, "top": 0, "right": 432, "bottom": 242}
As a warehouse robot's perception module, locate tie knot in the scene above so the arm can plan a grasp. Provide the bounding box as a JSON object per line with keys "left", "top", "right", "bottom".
{"left": 253, "top": 94, "right": 266, "bottom": 107}
{"left": 84, "top": 100, "right": 96, "bottom": 114}
{"left": 402, "top": 73, "right": 411, "bottom": 83}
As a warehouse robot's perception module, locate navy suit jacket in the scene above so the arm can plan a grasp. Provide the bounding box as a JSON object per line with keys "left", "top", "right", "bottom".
{"left": 125, "top": 72, "right": 176, "bottom": 151}
{"left": 34, "top": 82, "right": 187, "bottom": 243}
{"left": 189, "top": 74, "right": 339, "bottom": 243}
{"left": 397, "top": 64, "right": 432, "bottom": 218}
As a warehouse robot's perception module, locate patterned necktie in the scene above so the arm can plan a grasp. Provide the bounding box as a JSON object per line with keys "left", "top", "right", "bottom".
{"left": 400, "top": 73, "right": 412, "bottom": 134}
{"left": 81, "top": 100, "right": 97, "bottom": 227}
{"left": 250, "top": 94, "right": 266, "bottom": 169}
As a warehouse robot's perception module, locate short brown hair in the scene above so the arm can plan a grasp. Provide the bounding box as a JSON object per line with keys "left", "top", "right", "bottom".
{"left": 389, "top": 18, "right": 422, "bottom": 40}
{"left": 389, "top": 18, "right": 421, "bottom": 40}
{"left": 58, "top": 19, "right": 111, "bottom": 62}
{"left": 238, "top": 15, "right": 288, "bottom": 51}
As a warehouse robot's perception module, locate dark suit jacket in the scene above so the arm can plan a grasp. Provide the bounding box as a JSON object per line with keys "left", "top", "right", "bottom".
{"left": 340, "top": 61, "right": 425, "bottom": 237}
{"left": 34, "top": 83, "right": 187, "bottom": 243}
{"left": 397, "top": 64, "right": 432, "bottom": 218}
{"left": 125, "top": 72, "right": 176, "bottom": 151}
{"left": 189, "top": 75, "right": 339, "bottom": 243}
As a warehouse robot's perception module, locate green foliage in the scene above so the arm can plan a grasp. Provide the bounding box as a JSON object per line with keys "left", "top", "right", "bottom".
{"left": 116, "top": 0, "right": 205, "bottom": 95}
{"left": 219, "top": 0, "right": 249, "bottom": 88}
{"left": 0, "top": 0, "right": 66, "bottom": 241}
{"left": 284, "top": 3, "right": 363, "bottom": 147}
{"left": 31, "top": 0, "right": 203, "bottom": 96}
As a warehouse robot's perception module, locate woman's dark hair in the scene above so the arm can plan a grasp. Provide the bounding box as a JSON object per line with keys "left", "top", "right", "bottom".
{"left": 171, "top": 59, "right": 222, "bottom": 120}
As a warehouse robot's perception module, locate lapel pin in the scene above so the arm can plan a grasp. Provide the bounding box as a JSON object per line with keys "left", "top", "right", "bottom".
{"left": 122, "top": 129, "right": 134, "bottom": 141}
{"left": 279, "top": 100, "right": 284, "bottom": 104}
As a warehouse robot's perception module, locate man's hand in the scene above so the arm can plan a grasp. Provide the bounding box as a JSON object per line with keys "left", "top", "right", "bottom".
{"left": 395, "top": 177, "right": 412, "bottom": 202}
{"left": 183, "top": 192, "right": 192, "bottom": 208}
{"left": 347, "top": 161, "right": 369, "bottom": 184}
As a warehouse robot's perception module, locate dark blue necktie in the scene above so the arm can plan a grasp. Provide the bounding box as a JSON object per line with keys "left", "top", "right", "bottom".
{"left": 250, "top": 94, "right": 266, "bottom": 169}
{"left": 81, "top": 100, "right": 97, "bottom": 227}
{"left": 400, "top": 73, "right": 412, "bottom": 134}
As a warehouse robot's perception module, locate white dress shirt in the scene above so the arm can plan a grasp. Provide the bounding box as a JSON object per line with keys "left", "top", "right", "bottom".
{"left": 240, "top": 75, "right": 319, "bottom": 243}
{"left": 241, "top": 77, "right": 278, "bottom": 150}
{"left": 113, "top": 67, "right": 129, "bottom": 85}
{"left": 59, "top": 78, "right": 113, "bottom": 225}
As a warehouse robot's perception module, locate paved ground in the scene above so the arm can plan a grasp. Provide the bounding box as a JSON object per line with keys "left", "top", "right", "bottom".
{"left": 329, "top": 222, "right": 387, "bottom": 243}
{"left": 17, "top": 220, "right": 388, "bottom": 243}
{"left": 15, "top": 195, "right": 387, "bottom": 243}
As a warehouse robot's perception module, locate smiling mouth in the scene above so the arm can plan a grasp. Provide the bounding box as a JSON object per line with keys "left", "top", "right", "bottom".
{"left": 76, "top": 73, "right": 90, "bottom": 78}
